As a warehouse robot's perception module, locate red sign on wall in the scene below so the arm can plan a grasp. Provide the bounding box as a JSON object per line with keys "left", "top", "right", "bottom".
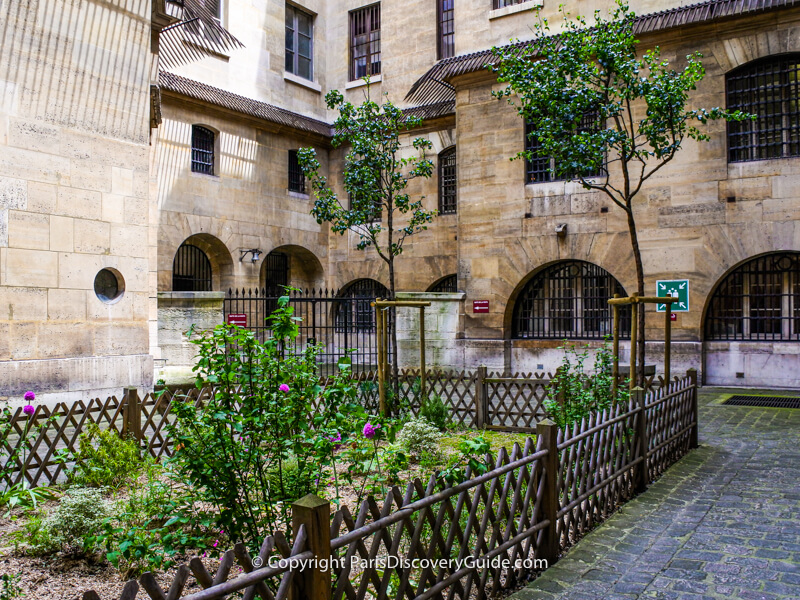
{"left": 670, "top": 313, "right": 677, "bottom": 322}
{"left": 473, "top": 300, "right": 490, "bottom": 314}
{"left": 227, "top": 313, "right": 248, "bottom": 327}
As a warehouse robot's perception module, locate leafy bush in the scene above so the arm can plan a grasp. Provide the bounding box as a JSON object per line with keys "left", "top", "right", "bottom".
{"left": 29, "top": 487, "right": 109, "bottom": 555}
{"left": 397, "top": 418, "right": 441, "bottom": 458}
{"left": 0, "top": 574, "right": 23, "bottom": 600}
{"left": 545, "top": 339, "right": 630, "bottom": 428}
{"left": 419, "top": 394, "right": 450, "bottom": 431}
{"left": 439, "top": 436, "right": 492, "bottom": 485}
{"left": 266, "top": 458, "right": 316, "bottom": 502}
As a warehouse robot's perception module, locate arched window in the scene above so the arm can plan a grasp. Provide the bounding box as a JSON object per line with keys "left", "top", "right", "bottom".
{"left": 262, "top": 251, "right": 289, "bottom": 294}
{"left": 191, "top": 125, "right": 215, "bottom": 174}
{"left": 705, "top": 253, "right": 800, "bottom": 341}
{"left": 336, "top": 279, "right": 389, "bottom": 332}
{"left": 512, "top": 261, "right": 630, "bottom": 340}
{"left": 172, "top": 243, "right": 213, "bottom": 291}
{"left": 727, "top": 55, "right": 800, "bottom": 163}
{"left": 428, "top": 274, "right": 457, "bottom": 293}
{"left": 438, "top": 147, "right": 457, "bottom": 214}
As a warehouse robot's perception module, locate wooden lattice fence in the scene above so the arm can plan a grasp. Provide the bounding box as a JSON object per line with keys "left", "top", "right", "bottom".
{"left": 83, "top": 372, "right": 699, "bottom": 600}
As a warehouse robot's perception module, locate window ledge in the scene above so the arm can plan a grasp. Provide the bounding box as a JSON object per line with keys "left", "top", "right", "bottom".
{"left": 489, "top": 0, "right": 543, "bottom": 20}
{"left": 284, "top": 72, "right": 322, "bottom": 93}
{"left": 288, "top": 190, "right": 310, "bottom": 199}
{"left": 345, "top": 74, "right": 382, "bottom": 90}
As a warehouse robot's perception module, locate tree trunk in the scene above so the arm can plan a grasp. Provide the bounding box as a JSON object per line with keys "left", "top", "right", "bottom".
{"left": 625, "top": 204, "right": 646, "bottom": 387}
{"left": 387, "top": 257, "right": 400, "bottom": 413}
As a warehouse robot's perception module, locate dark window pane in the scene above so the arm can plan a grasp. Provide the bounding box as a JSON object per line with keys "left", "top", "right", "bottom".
{"left": 288, "top": 149, "right": 306, "bottom": 193}
{"left": 173, "top": 243, "right": 213, "bottom": 291}
{"left": 286, "top": 4, "right": 313, "bottom": 79}
{"left": 349, "top": 4, "right": 381, "bottom": 80}
{"left": 191, "top": 125, "right": 215, "bottom": 175}
{"left": 438, "top": 147, "right": 457, "bottom": 214}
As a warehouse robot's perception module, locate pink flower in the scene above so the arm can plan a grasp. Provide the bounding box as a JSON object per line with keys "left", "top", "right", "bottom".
{"left": 363, "top": 423, "right": 377, "bottom": 439}
{"left": 24, "top": 391, "right": 35, "bottom": 401}
{"left": 279, "top": 384, "right": 290, "bottom": 393}
{"left": 22, "top": 405, "right": 35, "bottom": 417}
{"left": 327, "top": 432, "right": 342, "bottom": 450}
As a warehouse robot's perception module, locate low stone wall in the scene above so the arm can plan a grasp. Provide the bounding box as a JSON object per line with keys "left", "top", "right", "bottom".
{"left": 156, "top": 291, "right": 224, "bottom": 384}
{"left": 395, "top": 292, "right": 465, "bottom": 370}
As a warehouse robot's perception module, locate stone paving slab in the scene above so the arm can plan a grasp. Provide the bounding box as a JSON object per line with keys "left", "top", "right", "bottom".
{"left": 509, "top": 388, "right": 800, "bottom": 600}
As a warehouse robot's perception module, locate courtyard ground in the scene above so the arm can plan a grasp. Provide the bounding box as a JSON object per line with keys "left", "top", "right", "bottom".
{"left": 509, "top": 387, "right": 800, "bottom": 600}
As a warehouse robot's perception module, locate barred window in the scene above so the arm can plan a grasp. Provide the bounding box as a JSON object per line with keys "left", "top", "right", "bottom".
{"left": 336, "top": 278, "right": 389, "bottom": 332}
{"left": 191, "top": 125, "right": 215, "bottom": 175}
{"left": 727, "top": 55, "right": 800, "bottom": 163}
{"left": 512, "top": 261, "right": 631, "bottom": 340}
{"left": 524, "top": 111, "right": 603, "bottom": 184}
{"left": 705, "top": 253, "right": 800, "bottom": 341}
{"left": 173, "top": 243, "right": 212, "bottom": 291}
{"left": 493, "top": 0, "right": 527, "bottom": 8}
{"left": 438, "top": 0, "right": 454, "bottom": 60}
{"left": 288, "top": 150, "right": 306, "bottom": 193}
{"left": 428, "top": 274, "right": 457, "bottom": 293}
{"left": 349, "top": 184, "right": 382, "bottom": 223}
{"left": 349, "top": 4, "right": 381, "bottom": 81}
{"left": 262, "top": 251, "right": 289, "bottom": 294}
{"left": 286, "top": 4, "right": 313, "bottom": 80}
{"left": 438, "top": 147, "right": 457, "bottom": 214}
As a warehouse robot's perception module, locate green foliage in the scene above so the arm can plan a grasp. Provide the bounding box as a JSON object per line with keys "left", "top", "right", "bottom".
{"left": 419, "top": 394, "right": 450, "bottom": 431}
{"left": 0, "top": 483, "right": 57, "bottom": 516}
{"left": 28, "top": 487, "right": 110, "bottom": 556}
{"left": 0, "top": 574, "right": 23, "bottom": 600}
{"left": 439, "top": 436, "right": 492, "bottom": 485}
{"left": 266, "top": 458, "right": 316, "bottom": 502}
{"left": 58, "top": 422, "right": 151, "bottom": 490}
{"left": 1, "top": 406, "right": 56, "bottom": 513}
{"left": 397, "top": 417, "right": 441, "bottom": 459}
{"left": 166, "top": 293, "right": 359, "bottom": 552}
{"left": 545, "top": 340, "right": 630, "bottom": 428}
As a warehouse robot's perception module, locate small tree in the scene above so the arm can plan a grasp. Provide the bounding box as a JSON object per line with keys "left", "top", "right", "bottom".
{"left": 298, "top": 88, "right": 436, "bottom": 398}
{"left": 491, "top": 1, "right": 749, "bottom": 384}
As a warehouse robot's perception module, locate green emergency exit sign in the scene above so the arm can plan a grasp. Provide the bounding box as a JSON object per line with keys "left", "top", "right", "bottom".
{"left": 656, "top": 280, "right": 689, "bottom": 312}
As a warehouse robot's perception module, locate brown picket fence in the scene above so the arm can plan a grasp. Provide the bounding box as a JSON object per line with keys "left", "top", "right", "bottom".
{"left": 82, "top": 370, "right": 698, "bottom": 600}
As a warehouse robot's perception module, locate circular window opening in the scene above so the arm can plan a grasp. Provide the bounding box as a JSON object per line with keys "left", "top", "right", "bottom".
{"left": 94, "top": 268, "right": 125, "bottom": 304}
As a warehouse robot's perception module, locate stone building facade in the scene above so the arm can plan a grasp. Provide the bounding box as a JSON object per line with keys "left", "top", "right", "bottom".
{"left": 2, "top": 0, "right": 799, "bottom": 398}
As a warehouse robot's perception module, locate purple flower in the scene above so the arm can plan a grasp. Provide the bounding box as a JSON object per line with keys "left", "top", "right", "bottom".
{"left": 24, "top": 391, "right": 35, "bottom": 402}
{"left": 23, "top": 404, "right": 35, "bottom": 417}
{"left": 363, "top": 423, "right": 378, "bottom": 439}
{"left": 327, "top": 432, "right": 342, "bottom": 450}
{"left": 278, "top": 383, "right": 290, "bottom": 393}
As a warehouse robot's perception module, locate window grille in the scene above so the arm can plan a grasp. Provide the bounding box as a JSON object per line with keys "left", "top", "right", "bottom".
{"left": 727, "top": 55, "right": 800, "bottom": 163}
{"left": 285, "top": 4, "right": 313, "bottom": 80}
{"left": 288, "top": 150, "right": 306, "bottom": 193}
{"left": 429, "top": 274, "right": 457, "bottom": 293}
{"left": 336, "top": 279, "right": 389, "bottom": 332}
{"left": 438, "top": 147, "right": 457, "bottom": 214}
{"left": 191, "top": 125, "right": 215, "bottom": 175}
{"left": 705, "top": 253, "right": 800, "bottom": 341}
{"left": 493, "top": 0, "right": 527, "bottom": 8}
{"left": 172, "top": 243, "right": 212, "bottom": 291}
{"left": 349, "top": 4, "right": 381, "bottom": 80}
{"left": 262, "top": 252, "right": 289, "bottom": 294}
{"left": 438, "top": 0, "right": 454, "bottom": 60}
{"left": 524, "top": 111, "right": 603, "bottom": 183}
{"left": 512, "top": 261, "right": 631, "bottom": 340}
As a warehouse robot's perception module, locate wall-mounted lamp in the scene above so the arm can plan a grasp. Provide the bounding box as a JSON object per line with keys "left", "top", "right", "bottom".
{"left": 239, "top": 248, "right": 262, "bottom": 263}
{"left": 555, "top": 223, "right": 567, "bottom": 239}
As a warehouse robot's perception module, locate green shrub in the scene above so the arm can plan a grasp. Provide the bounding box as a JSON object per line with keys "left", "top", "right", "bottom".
{"left": 397, "top": 417, "right": 441, "bottom": 459}
{"left": 33, "top": 487, "right": 109, "bottom": 555}
{"left": 419, "top": 394, "right": 450, "bottom": 431}
{"left": 60, "top": 422, "right": 150, "bottom": 490}
{"left": 266, "top": 458, "right": 316, "bottom": 502}
{"left": 0, "top": 574, "right": 23, "bottom": 600}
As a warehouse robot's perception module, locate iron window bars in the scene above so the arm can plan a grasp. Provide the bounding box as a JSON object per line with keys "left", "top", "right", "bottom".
{"left": 262, "top": 251, "right": 289, "bottom": 294}
{"left": 335, "top": 279, "right": 389, "bottom": 332}
{"left": 349, "top": 4, "right": 381, "bottom": 81}
{"left": 285, "top": 4, "right": 313, "bottom": 80}
{"left": 727, "top": 54, "right": 800, "bottom": 163}
{"left": 429, "top": 274, "right": 458, "bottom": 293}
{"left": 493, "top": 0, "right": 529, "bottom": 8}
{"left": 705, "top": 253, "right": 800, "bottom": 341}
{"left": 438, "top": 0, "right": 454, "bottom": 60}
{"left": 525, "top": 111, "right": 603, "bottom": 183}
{"left": 512, "top": 261, "right": 631, "bottom": 340}
{"left": 438, "top": 147, "right": 457, "bottom": 214}
{"left": 173, "top": 243, "right": 212, "bottom": 291}
{"left": 288, "top": 150, "right": 306, "bottom": 193}
{"left": 191, "top": 125, "right": 215, "bottom": 175}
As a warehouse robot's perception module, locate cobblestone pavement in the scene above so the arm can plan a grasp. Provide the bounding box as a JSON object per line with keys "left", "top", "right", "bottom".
{"left": 509, "top": 388, "right": 800, "bottom": 600}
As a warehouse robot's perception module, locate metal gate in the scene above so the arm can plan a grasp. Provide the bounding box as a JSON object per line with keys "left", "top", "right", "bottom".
{"left": 224, "top": 287, "right": 388, "bottom": 375}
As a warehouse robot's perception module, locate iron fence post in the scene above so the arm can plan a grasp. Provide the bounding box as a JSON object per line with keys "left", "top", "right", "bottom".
{"left": 537, "top": 418, "right": 559, "bottom": 566}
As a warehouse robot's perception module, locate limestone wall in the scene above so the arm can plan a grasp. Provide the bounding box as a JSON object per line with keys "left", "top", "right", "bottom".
{"left": 395, "top": 292, "right": 465, "bottom": 370}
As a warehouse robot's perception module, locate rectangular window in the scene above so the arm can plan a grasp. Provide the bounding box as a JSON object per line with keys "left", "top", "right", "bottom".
{"left": 493, "top": 0, "right": 527, "bottom": 8}
{"left": 286, "top": 4, "right": 313, "bottom": 81}
{"left": 438, "top": 0, "right": 454, "bottom": 60}
{"left": 438, "top": 148, "right": 457, "bottom": 214}
{"left": 349, "top": 4, "right": 381, "bottom": 81}
{"left": 525, "top": 111, "right": 603, "bottom": 183}
{"left": 288, "top": 150, "right": 306, "bottom": 193}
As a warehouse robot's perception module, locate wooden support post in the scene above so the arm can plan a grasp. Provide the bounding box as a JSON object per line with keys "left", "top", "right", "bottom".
{"left": 537, "top": 418, "right": 559, "bottom": 566}
{"left": 688, "top": 368, "right": 699, "bottom": 449}
{"left": 612, "top": 293, "right": 620, "bottom": 395}
{"left": 475, "top": 365, "right": 487, "bottom": 429}
{"left": 376, "top": 303, "right": 387, "bottom": 416}
{"left": 629, "top": 300, "right": 639, "bottom": 390}
{"left": 123, "top": 387, "right": 142, "bottom": 442}
{"left": 291, "top": 494, "right": 331, "bottom": 600}
{"left": 633, "top": 386, "right": 648, "bottom": 494}
{"left": 664, "top": 308, "right": 672, "bottom": 385}
{"left": 419, "top": 306, "right": 426, "bottom": 403}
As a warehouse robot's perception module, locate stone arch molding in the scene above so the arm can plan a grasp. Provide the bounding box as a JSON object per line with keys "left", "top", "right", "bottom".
{"left": 711, "top": 28, "right": 800, "bottom": 74}
{"left": 260, "top": 244, "right": 325, "bottom": 292}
